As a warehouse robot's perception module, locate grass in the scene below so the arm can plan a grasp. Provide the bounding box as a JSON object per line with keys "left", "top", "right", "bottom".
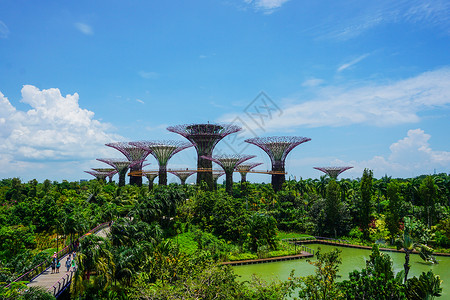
{"left": 277, "top": 231, "right": 314, "bottom": 240}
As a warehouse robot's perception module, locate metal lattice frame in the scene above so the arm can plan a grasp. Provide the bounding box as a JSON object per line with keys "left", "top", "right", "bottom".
{"left": 167, "top": 123, "right": 241, "bottom": 190}
{"left": 236, "top": 162, "right": 263, "bottom": 183}
{"left": 245, "top": 136, "right": 311, "bottom": 191}
{"left": 314, "top": 166, "right": 353, "bottom": 179}
{"left": 131, "top": 140, "right": 193, "bottom": 186}
{"left": 105, "top": 142, "right": 152, "bottom": 186}
{"left": 201, "top": 154, "right": 255, "bottom": 194}
{"left": 142, "top": 170, "right": 159, "bottom": 190}
{"left": 97, "top": 158, "right": 138, "bottom": 187}
{"left": 168, "top": 170, "right": 196, "bottom": 185}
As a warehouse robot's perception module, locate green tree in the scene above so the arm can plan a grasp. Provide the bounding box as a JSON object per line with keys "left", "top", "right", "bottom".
{"left": 385, "top": 181, "right": 402, "bottom": 242}
{"left": 360, "top": 169, "right": 373, "bottom": 240}
{"left": 298, "top": 248, "right": 344, "bottom": 300}
{"left": 406, "top": 270, "right": 442, "bottom": 300}
{"left": 420, "top": 176, "right": 437, "bottom": 229}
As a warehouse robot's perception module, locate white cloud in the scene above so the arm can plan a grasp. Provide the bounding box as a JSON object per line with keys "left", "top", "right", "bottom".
{"left": 136, "top": 99, "right": 144, "bottom": 104}
{"left": 221, "top": 67, "right": 450, "bottom": 130}
{"left": 245, "top": 0, "right": 290, "bottom": 13}
{"left": 301, "top": 78, "right": 325, "bottom": 87}
{"left": 138, "top": 71, "right": 159, "bottom": 79}
{"left": 337, "top": 53, "right": 370, "bottom": 72}
{"left": 0, "top": 21, "right": 9, "bottom": 38}
{"left": 315, "top": 0, "right": 450, "bottom": 41}
{"left": 74, "top": 22, "right": 93, "bottom": 35}
{"left": 0, "top": 86, "right": 122, "bottom": 179}
{"left": 343, "top": 129, "right": 450, "bottom": 178}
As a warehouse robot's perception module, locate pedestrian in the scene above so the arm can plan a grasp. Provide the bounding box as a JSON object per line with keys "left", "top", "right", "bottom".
{"left": 71, "top": 255, "right": 76, "bottom": 272}
{"left": 51, "top": 259, "right": 56, "bottom": 274}
{"left": 66, "top": 255, "right": 71, "bottom": 272}
{"left": 56, "top": 260, "right": 61, "bottom": 273}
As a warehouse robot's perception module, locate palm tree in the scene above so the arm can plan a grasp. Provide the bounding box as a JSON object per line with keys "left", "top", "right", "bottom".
{"left": 396, "top": 225, "right": 437, "bottom": 283}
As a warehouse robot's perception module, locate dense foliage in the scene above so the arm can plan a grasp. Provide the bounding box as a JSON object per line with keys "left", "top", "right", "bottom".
{"left": 0, "top": 172, "right": 448, "bottom": 299}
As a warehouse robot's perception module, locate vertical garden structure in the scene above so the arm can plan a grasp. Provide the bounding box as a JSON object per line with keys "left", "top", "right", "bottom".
{"left": 131, "top": 141, "right": 193, "bottom": 186}
{"left": 92, "top": 168, "right": 117, "bottom": 183}
{"left": 167, "top": 123, "right": 241, "bottom": 190}
{"left": 245, "top": 136, "right": 311, "bottom": 192}
{"left": 97, "top": 158, "right": 138, "bottom": 187}
{"left": 201, "top": 154, "right": 255, "bottom": 194}
{"left": 84, "top": 170, "right": 111, "bottom": 183}
{"left": 105, "top": 142, "right": 152, "bottom": 186}
{"left": 313, "top": 166, "right": 353, "bottom": 179}
{"left": 236, "top": 162, "right": 263, "bottom": 183}
{"left": 212, "top": 170, "right": 225, "bottom": 189}
{"left": 143, "top": 171, "right": 159, "bottom": 190}
{"left": 168, "top": 170, "right": 196, "bottom": 185}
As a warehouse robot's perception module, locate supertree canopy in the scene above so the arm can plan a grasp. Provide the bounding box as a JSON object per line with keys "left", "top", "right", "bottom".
{"left": 142, "top": 170, "right": 159, "bottom": 191}
{"left": 201, "top": 154, "right": 255, "bottom": 194}
{"left": 314, "top": 166, "right": 353, "bottom": 179}
{"left": 168, "top": 170, "right": 196, "bottom": 185}
{"left": 167, "top": 123, "right": 241, "bottom": 190}
{"left": 97, "top": 158, "right": 139, "bottom": 187}
{"left": 105, "top": 142, "right": 152, "bottom": 186}
{"left": 236, "top": 162, "right": 263, "bottom": 183}
{"left": 245, "top": 136, "right": 311, "bottom": 192}
{"left": 92, "top": 168, "right": 117, "bottom": 183}
{"left": 84, "top": 170, "right": 111, "bottom": 182}
{"left": 131, "top": 140, "right": 193, "bottom": 186}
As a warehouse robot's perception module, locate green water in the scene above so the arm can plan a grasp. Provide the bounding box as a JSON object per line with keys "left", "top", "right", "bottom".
{"left": 232, "top": 244, "right": 450, "bottom": 297}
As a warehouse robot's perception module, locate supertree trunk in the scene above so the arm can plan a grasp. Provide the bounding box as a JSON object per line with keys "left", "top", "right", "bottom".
{"left": 240, "top": 173, "right": 248, "bottom": 184}
{"left": 225, "top": 171, "right": 233, "bottom": 194}
{"left": 272, "top": 161, "right": 285, "bottom": 192}
{"left": 118, "top": 169, "right": 127, "bottom": 187}
{"left": 159, "top": 165, "right": 168, "bottom": 186}
{"left": 198, "top": 154, "right": 213, "bottom": 190}
{"left": 129, "top": 165, "right": 142, "bottom": 186}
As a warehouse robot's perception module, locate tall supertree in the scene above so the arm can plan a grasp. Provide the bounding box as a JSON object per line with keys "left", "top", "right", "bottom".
{"left": 97, "top": 158, "right": 138, "bottom": 187}
{"left": 105, "top": 142, "right": 152, "bottom": 186}
{"left": 314, "top": 166, "right": 353, "bottom": 179}
{"left": 131, "top": 141, "right": 193, "bottom": 186}
{"left": 167, "top": 123, "right": 241, "bottom": 190}
{"left": 168, "top": 170, "right": 196, "bottom": 185}
{"left": 92, "top": 168, "right": 117, "bottom": 183}
{"left": 143, "top": 170, "right": 159, "bottom": 191}
{"left": 201, "top": 154, "right": 255, "bottom": 194}
{"left": 245, "top": 136, "right": 311, "bottom": 192}
{"left": 236, "top": 162, "right": 263, "bottom": 183}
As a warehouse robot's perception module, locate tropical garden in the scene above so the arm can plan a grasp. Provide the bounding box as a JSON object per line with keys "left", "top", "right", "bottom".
{"left": 0, "top": 170, "right": 448, "bottom": 299}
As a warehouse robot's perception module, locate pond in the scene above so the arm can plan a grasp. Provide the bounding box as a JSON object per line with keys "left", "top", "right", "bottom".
{"left": 232, "top": 244, "right": 450, "bottom": 297}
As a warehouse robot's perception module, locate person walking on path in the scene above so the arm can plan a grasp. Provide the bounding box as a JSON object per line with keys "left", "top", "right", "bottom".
{"left": 71, "top": 254, "right": 77, "bottom": 272}
{"left": 51, "top": 259, "right": 56, "bottom": 274}
{"left": 56, "top": 260, "right": 61, "bottom": 273}
{"left": 66, "top": 255, "right": 71, "bottom": 272}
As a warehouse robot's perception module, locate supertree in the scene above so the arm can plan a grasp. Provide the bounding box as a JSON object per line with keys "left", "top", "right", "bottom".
{"left": 105, "top": 142, "right": 152, "bottom": 186}
{"left": 97, "top": 158, "right": 139, "bottom": 187}
{"left": 314, "top": 166, "right": 353, "bottom": 179}
{"left": 131, "top": 141, "right": 193, "bottom": 186}
{"left": 236, "top": 162, "right": 263, "bottom": 183}
{"left": 143, "top": 170, "right": 159, "bottom": 191}
{"left": 92, "top": 168, "right": 117, "bottom": 183}
{"left": 201, "top": 154, "right": 255, "bottom": 194}
{"left": 168, "top": 170, "right": 196, "bottom": 185}
{"left": 84, "top": 170, "right": 111, "bottom": 183}
{"left": 245, "top": 136, "right": 311, "bottom": 192}
{"left": 211, "top": 170, "right": 225, "bottom": 190}
{"left": 167, "top": 123, "right": 241, "bottom": 190}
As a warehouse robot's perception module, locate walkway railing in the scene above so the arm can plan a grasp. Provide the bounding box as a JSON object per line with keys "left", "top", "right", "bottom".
{"left": 5, "top": 221, "right": 111, "bottom": 288}
{"left": 49, "top": 270, "right": 74, "bottom": 297}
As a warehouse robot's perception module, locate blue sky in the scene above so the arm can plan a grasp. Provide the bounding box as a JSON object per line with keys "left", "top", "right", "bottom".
{"left": 0, "top": 0, "right": 449, "bottom": 183}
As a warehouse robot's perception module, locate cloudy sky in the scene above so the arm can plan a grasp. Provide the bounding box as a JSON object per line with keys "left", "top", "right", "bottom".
{"left": 0, "top": 0, "right": 449, "bottom": 183}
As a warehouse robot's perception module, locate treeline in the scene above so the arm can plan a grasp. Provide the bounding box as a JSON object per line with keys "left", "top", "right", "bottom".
{"left": 0, "top": 172, "right": 448, "bottom": 299}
